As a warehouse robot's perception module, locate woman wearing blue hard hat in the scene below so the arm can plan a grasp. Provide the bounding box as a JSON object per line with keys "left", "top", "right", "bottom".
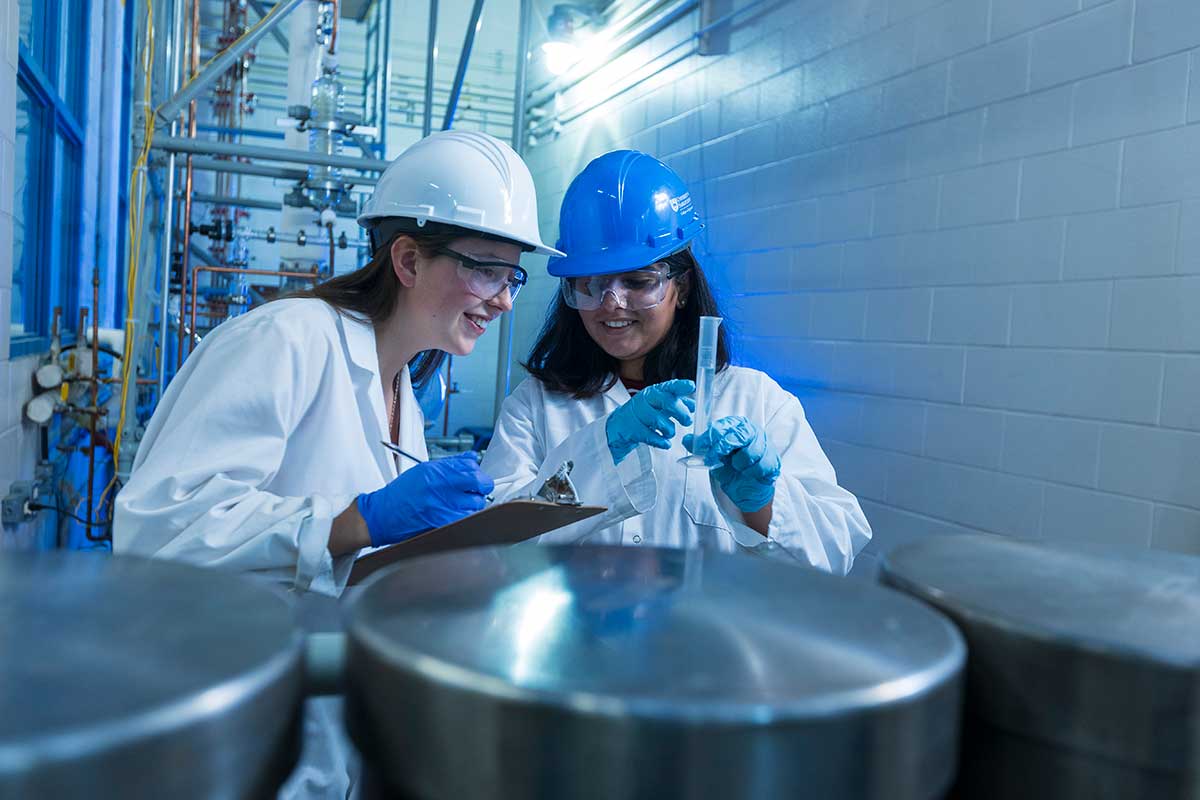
{"left": 482, "top": 151, "right": 871, "bottom": 574}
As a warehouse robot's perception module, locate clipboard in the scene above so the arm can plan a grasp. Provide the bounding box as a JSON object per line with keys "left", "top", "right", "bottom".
{"left": 348, "top": 498, "right": 606, "bottom": 585}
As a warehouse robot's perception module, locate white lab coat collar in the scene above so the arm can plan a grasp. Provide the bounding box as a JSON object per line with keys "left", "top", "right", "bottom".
{"left": 338, "top": 309, "right": 381, "bottom": 378}
{"left": 601, "top": 374, "right": 632, "bottom": 407}
{"left": 334, "top": 311, "right": 396, "bottom": 480}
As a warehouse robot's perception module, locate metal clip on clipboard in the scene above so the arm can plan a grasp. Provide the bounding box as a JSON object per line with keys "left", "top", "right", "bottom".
{"left": 532, "top": 460, "right": 582, "bottom": 506}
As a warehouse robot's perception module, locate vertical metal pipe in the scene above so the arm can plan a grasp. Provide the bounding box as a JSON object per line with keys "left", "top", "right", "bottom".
{"left": 442, "top": 356, "right": 453, "bottom": 436}
{"left": 157, "top": 150, "right": 177, "bottom": 391}
{"left": 327, "top": 221, "right": 335, "bottom": 274}
{"left": 157, "top": 0, "right": 186, "bottom": 397}
{"left": 423, "top": 0, "right": 437, "bottom": 136}
{"left": 493, "top": 0, "right": 532, "bottom": 421}
{"left": 511, "top": 0, "right": 531, "bottom": 153}
{"left": 328, "top": 0, "right": 338, "bottom": 54}
{"left": 85, "top": 270, "right": 103, "bottom": 541}
{"left": 178, "top": 0, "right": 200, "bottom": 365}
{"left": 441, "top": 0, "right": 486, "bottom": 131}
{"left": 380, "top": 0, "right": 393, "bottom": 154}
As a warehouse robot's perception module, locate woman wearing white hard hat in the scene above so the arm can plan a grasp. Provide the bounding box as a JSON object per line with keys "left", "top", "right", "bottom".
{"left": 117, "top": 129, "right": 560, "bottom": 588}
{"left": 113, "top": 131, "right": 560, "bottom": 798}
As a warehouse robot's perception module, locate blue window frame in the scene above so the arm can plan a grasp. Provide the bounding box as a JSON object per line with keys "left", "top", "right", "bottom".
{"left": 10, "top": 0, "right": 90, "bottom": 357}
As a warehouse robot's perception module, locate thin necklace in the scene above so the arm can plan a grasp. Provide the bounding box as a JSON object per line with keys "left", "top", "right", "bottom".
{"left": 388, "top": 372, "right": 401, "bottom": 436}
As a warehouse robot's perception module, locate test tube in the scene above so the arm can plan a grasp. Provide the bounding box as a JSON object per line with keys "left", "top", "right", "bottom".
{"left": 681, "top": 316, "right": 721, "bottom": 468}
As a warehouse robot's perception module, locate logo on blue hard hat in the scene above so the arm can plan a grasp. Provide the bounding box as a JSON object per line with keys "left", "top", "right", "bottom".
{"left": 670, "top": 192, "right": 692, "bottom": 214}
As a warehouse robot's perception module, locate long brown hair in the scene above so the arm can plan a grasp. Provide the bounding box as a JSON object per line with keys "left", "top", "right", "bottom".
{"left": 293, "top": 229, "right": 462, "bottom": 386}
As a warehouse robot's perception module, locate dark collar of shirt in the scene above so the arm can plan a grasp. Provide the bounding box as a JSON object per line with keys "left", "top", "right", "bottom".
{"left": 620, "top": 377, "right": 648, "bottom": 395}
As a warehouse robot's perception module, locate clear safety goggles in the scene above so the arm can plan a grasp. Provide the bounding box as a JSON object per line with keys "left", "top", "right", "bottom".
{"left": 560, "top": 264, "right": 687, "bottom": 311}
{"left": 437, "top": 247, "right": 527, "bottom": 303}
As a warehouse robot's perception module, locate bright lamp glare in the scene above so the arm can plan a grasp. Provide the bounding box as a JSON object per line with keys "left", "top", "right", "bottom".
{"left": 541, "top": 41, "right": 580, "bottom": 76}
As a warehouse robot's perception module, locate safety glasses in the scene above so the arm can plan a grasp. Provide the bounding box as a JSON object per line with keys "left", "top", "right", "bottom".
{"left": 560, "top": 264, "right": 688, "bottom": 311}
{"left": 436, "top": 247, "right": 528, "bottom": 303}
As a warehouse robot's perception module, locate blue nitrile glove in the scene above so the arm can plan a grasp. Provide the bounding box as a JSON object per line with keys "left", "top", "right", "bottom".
{"left": 605, "top": 379, "right": 696, "bottom": 465}
{"left": 683, "top": 416, "right": 781, "bottom": 513}
{"left": 356, "top": 452, "right": 494, "bottom": 547}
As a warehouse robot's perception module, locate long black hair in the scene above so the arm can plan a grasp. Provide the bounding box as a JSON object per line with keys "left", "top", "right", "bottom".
{"left": 524, "top": 245, "right": 729, "bottom": 398}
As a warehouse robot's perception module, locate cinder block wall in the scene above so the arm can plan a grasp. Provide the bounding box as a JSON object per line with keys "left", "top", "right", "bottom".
{"left": 519, "top": 0, "right": 1200, "bottom": 573}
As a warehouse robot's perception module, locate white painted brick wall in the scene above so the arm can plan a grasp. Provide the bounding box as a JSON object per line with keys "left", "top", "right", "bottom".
{"left": 522, "top": 0, "right": 1200, "bottom": 568}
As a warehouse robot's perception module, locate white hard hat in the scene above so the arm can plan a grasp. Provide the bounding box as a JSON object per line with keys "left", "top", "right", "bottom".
{"left": 358, "top": 130, "right": 564, "bottom": 257}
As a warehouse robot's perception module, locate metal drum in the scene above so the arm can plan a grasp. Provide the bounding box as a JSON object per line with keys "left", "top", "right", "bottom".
{"left": 0, "top": 552, "right": 306, "bottom": 799}
{"left": 345, "top": 545, "right": 965, "bottom": 800}
{"left": 879, "top": 534, "right": 1200, "bottom": 799}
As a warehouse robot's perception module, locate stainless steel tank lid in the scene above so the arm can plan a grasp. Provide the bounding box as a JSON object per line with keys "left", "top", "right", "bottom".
{"left": 349, "top": 545, "right": 964, "bottom": 720}
{"left": 0, "top": 552, "right": 306, "bottom": 799}
{"left": 880, "top": 534, "right": 1200, "bottom": 773}
{"left": 346, "top": 546, "right": 967, "bottom": 800}
{"left": 880, "top": 534, "right": 1200, "bottom": 667}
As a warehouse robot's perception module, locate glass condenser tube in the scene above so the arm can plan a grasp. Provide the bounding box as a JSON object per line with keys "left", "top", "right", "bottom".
{"left": 682, "top": 316, "right": 722, "bottom": 468}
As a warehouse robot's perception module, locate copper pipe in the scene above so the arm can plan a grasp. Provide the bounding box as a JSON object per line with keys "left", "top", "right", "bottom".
{"left": 85, "top": 269, "right": 105, "bottom": 541}
{"left": 188, "top": 266, "right": 320, "bottom": 351}
{"left": 328, "top": 0, "right": 338, "bottom": 55}
{"left": 178, "top": 0, "right": 201, "bottom": 370}
{"left": 77, "top": 306, "right": 89, "bottom": 394}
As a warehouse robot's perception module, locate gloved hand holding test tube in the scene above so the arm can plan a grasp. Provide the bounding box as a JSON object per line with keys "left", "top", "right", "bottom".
{"left": 680, "top": 316, "right": 722, "bottom": 468}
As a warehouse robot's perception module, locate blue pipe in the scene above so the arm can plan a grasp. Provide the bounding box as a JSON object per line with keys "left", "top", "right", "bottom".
{"left": 441, "top": 0, "right": 487, "bottom": 130}
{"left": 195, "top": 124, "right": 286, "bottom": 141}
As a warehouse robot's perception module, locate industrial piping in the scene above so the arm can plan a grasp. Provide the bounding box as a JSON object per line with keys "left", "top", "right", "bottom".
{"left": 153, "top": 133, "right": 389, "bottom": 173}
{"left": 188, "top": 266, "right": 322, "bottom": 354}
{"left": 155, "top": 0, "right": 308, "bottom": 125}
{"left": 492, "top": 0, "right": 533, "bottom": 422}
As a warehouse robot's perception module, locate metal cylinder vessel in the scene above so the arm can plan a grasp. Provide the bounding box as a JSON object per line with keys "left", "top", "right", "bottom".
{"left": 345, "top": 545, "right": 966, "bottom": 800}
{"left": 0, "top": 552, "right": 306, "bottom": 799}
{"left": 880, "top": 534, "right": 1200, "bottom": 799}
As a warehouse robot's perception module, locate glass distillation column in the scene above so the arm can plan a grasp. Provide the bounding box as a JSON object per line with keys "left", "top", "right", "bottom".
{"left": 306, "top": 61, "right": 346, "bottom": 211}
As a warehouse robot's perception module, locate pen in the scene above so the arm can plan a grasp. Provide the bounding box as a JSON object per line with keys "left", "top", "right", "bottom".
{"left": 380, "top": 441, "right": 493, "bottom": 502}
{"left": 380, "top": 440, "right": 426, "bottom": 464}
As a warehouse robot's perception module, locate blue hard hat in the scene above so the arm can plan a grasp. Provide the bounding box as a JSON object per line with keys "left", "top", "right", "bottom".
{"left": 548, "top": 150, "right": 704, "bottom": 278}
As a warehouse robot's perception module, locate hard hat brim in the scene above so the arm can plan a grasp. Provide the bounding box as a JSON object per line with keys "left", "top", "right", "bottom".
{"left": 359, "top": 211, "right": 565, "bottom": 258}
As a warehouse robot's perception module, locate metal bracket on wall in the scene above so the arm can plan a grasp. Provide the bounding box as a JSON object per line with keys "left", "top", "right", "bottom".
{"left": 698, "top": 0, "right": 732, "bottom": 55}
{"left": 2, "top": 482, "right": 40, "bottom": 527}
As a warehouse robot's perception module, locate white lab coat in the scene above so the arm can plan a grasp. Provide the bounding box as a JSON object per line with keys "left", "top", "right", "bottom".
{"left": 482, "top": 366, "right": 871, "bottom": 575}
{"left": 114, "top": 297, "right": 423, "bottom": 800}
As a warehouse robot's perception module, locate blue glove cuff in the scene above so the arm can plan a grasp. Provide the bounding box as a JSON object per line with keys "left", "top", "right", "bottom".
{"left": 356, "top": 491, "right": 384, "bottom": 548}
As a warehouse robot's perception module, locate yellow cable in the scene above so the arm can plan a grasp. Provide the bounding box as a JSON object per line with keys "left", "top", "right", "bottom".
{"left": 109, "top": 0, "right": 156, "bottom": 496}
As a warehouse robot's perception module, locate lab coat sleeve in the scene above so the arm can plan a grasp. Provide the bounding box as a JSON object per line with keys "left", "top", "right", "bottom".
{"left": 481, "top": 379, "right": 656, "bottom": 540}
{"left": 113, "top": 315, "right": 357, "bottom": 596}
{"left": 721, "top": 376, "right": 872, "bottom": 575}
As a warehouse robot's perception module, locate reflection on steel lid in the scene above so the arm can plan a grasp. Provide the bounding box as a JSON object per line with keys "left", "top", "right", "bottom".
{"left": 349, "top": 544, "right": 964, "bottom": 720}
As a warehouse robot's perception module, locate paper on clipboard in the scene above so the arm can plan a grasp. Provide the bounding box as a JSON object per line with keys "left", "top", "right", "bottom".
{"left": 348, "top": 498, "right": 605, "bottom": 584}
